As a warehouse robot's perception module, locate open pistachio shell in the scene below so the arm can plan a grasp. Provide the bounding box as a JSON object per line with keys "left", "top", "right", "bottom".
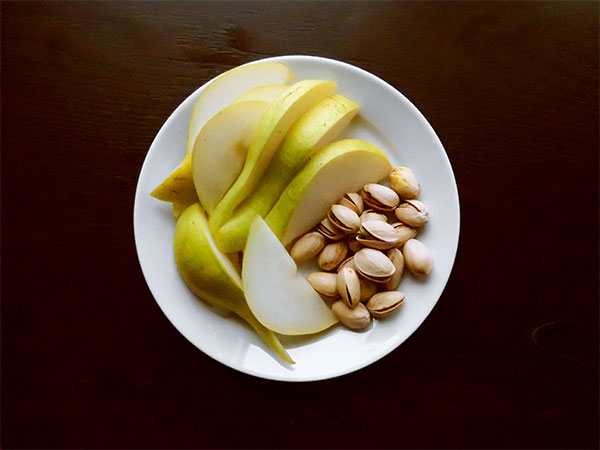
{"left": 361, "top": 184, "right": 400, "bottom": 211}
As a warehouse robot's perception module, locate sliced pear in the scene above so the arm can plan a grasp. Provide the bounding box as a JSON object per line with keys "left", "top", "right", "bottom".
{"left": 192, "top": 100, "right": 269, "bottom": 214}
{"left": 214, "top": 94, "right": 360, "bottom": 253}
{"left": 187, "top": 62, "right": 294, "bottom": 155}
{"left": 242, "top": 216, "right": 338, "bottom": 335}
{"left": 152, "top": 62, "right": 294, "bottom": 205}
{"left": 265, "top": 139, "right": 392, "bottom": 246}
{"left": 172, "top": 200, "right": 190, "bottom": 219}
{"left": 210, "top": 79, "right": 337, "bottom": 235}
{"left": 151, "top": 152, "right": 196, "bottom": 204}
{"left": 174, "top": 203, "right": 293, "bottom": 364}
{"left": 232, "top": 84, "right": 289, "bottom": 104}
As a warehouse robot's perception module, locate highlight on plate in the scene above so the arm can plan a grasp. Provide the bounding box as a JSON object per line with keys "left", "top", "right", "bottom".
{"left": 150, "top": 62, "right": 434, "bottom": 364}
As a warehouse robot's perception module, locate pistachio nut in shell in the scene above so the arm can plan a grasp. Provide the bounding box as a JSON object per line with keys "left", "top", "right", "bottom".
{"left": 394, "top": 200, "right": 429, "bottom": 227}
{"left": 337, "top": 192, "right": 364, "bottom": 215}
{"left": 391, "top": 222, "right": 418, "bottom": 247}
{"left": 318, "top": 240, "right": 349, "bottom": 271}
{"left": 389, "top": 166, "right": 420, "bottom": 199}
{"left": 331, "top": 301, "right": 371, "bottom": 330}
{"left": 358, "top": 220, "right": 401, "bottom": 250}
{"left": 360, "top": 209, "right": 388, "bottom": 224}
{"left": 354, "top": 248, "right": 396, "bottom": 283}
{"left": 384, "top": 248, "right": 404, "bottom": 290}
{"left": 359, "top": 277, "right": 378, "bottom": 303}
{"left": 307, "top": 272, "right": 339, "bottom": 298}
{"left": 336, "top": 267, "right": 361, "bottom": 308}
{"left": 337, "top": 255, "right": 356, "bottom": 272}
{"left": 290, "top": 231, "right": 326, "bottom": 264}
{"left": 403, "top": 239, "right": 433, "bottom": 276}
{"left": 367, "top": 291, "right": 405, "bottom": 319}
{"left": 328, "top": 204, "right": 360, "bottom": 233}
{"left": 361, "top": 184, "right": 400, "bottom": 211}
{"left": 317, "top": 217, "right": 346, "bottom": 241}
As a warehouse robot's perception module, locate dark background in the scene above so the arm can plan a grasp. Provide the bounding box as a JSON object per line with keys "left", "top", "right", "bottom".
{"left": 2, "top": 2, "right": 598, "bottom": 449}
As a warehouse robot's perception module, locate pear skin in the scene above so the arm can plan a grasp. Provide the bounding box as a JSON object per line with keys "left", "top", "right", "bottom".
{"left": 265, "top": 139, "right": 392, "bottom": 246}
{"left": 214, "top": 95, "right": 360, "bottom": 253}
{"left": 209, "top": 80, "right": 337, "bottom": 236}
{"left": 152, "top": 62, "right": 294, "bottom": 207}
{"left": 174, "top": 203, "right": 293, "bottom": 364}
{"left": 151, "top": 152, "right": 197, "bottom": 205}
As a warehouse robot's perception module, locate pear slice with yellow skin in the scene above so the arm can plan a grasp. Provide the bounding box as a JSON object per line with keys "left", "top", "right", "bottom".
{"left": 214, "top": 94, "right": 359, "bottom": 253}
{"left": 232, "top": 84, "right": 288, "bottom": 104}
{"left": 265, "top": 139, "right": 392, "bottom": 246}
{"left": 172, "top": 200, "right": 190, "bottom": 219}
{"left": 174, "top": 203, "right": 293, "bottom": 364}
{"left": 192, "top": 100, "right": 270, "bottom": 214}
{"left": 151, "top": 152, "right": 196, "bottom": 204}
{"left": 209, "top": 79, "right": 337, "bottom": 236}
{"left": 242, "top": 216, "right": 338, "bottom": 336}
{"left": 151, "top": 62, "right": 294, "bottom": 205}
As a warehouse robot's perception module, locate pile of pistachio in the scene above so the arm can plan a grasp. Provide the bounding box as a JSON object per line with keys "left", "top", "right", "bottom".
{"left": 289, "top": 166, "right": 433, "bottom": 331}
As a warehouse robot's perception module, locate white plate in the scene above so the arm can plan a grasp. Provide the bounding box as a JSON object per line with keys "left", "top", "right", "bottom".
{"left": 134, "top": 55, "right": 460, "bottom": 381}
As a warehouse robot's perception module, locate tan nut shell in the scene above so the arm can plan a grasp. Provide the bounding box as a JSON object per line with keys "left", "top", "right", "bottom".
{"left": 360, "top": 209, "right": 388, "bottom": 224}
{"left": 336, "top": 267, "right": 361, "bottom": 308}
{"left": 318, "top": 241, "right": 349, "bottom": 272}
{"left": 290, "top": 232, "right": 326, "bottom": 264}
{"left": 337, "top": 255, "right": 356, "bottom": 273}
{"left": 394, "top": 200, "right": 429, "bottom": 227}
{"left": 354, "top": 248, "right": 396, "bottom": 283}
{"left": 403, "top": 239, "right": 433, "bottom": 276}
{"left": 359, "top": 277, "right": 378, "bottom": 303}
{"left": 384, "top": 248, "right": 405, "bottom": 290}
{"left": 391, "top": 222, "right": 418, "bottom": 247}
{"left": 367, "top": 291, "right": 405, "bottom": 319}
{"left": 328, "top": 204, "right": 360, "bottom": 233}
{"left": 357, "top": 220, "right": 401, "bottom": 250}
{"left": 317, "top": 217, "right": 346, "bottom": 241}
{"left": 337, "top": 192, "right": 364, "bottom": 215}
{"left": 389, "top": 167, "right": 420, "bottom": 199}
{"left": 361, "top": 184, "right": 400, "bottom": 211}
{"left": 331, "top": 301, "right": 371, "bottom": 330}
{"left": 307, "top": 272, "right": 339, "bottom": 298}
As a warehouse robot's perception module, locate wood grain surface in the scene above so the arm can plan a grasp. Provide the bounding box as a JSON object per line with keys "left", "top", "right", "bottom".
{"left": 2, "top": 2, "right": 598, "bottom": 449}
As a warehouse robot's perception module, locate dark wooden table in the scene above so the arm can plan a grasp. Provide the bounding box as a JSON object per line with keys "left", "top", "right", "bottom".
{"left": 2, "top": 2, "right": 598, "bottom": 449}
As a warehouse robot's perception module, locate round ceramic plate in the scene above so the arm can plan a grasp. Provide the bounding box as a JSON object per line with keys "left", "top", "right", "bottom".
{"left": 134, "top": 55, "right": 460, "bottom": 381}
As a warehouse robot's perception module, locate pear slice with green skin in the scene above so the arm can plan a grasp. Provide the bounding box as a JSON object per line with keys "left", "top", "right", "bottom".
{"left": 192, "top": 100, "right": 270, "bottom": 214}
{"left": 209, "top": 79, "right": 337, "bottom": 236}
{"left": 174, "top": 203, "right": 293, "bottom": 364}
{"left": 232, "top": 84, "right": 289, "bottom": 105}
{"left": 151, "top": 62, "right": 294, "bottom": 205}
{"left": 243, "top": 216, "right": 338, "bottom": 335}
{"left": 214, "top": 94, "right": 360, "bottom": 253}
{"left": 265, "top": 139, "right": 392, "bottom": 246}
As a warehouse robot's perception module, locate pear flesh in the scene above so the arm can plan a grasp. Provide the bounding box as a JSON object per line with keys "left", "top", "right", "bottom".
{"left": 151, "top": 62, "right": 294, "bottom": 206}
{"left": 265, "top": 139, "right": 392, "bottom": 246}
{"left": 192, "top": 100, "right": 269, "bottom": 214}
{"left": 214, "top": 94, "right": 360, "bottom": 253}
{"left": 209, "top": 79, "right": 337, "bottom": 235}
{"left": 174, "top": 203, "right": 293, "bottom": 364}
{"left": 242, "top": 216, "right": 338, "bottom": 336}
{"left": 187, "top": 62, "right": 294, "bottom": 155}
{"left": 232, "top": 84, "right": 289, "bottom": 104}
